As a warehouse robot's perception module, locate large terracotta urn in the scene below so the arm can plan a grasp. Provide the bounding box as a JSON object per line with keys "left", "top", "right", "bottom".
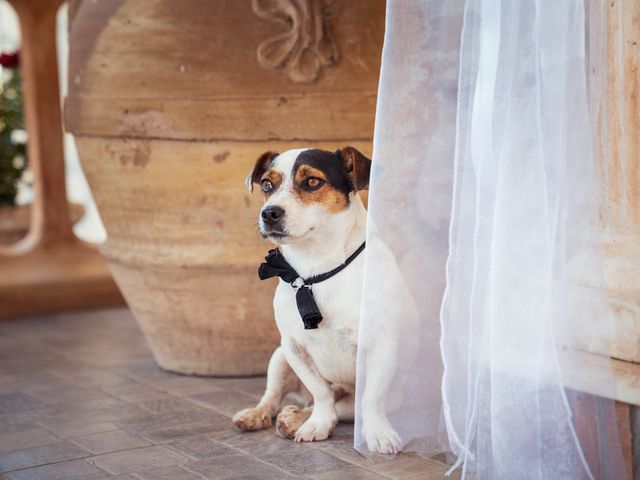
{"left": 65, "top": 0, "right": 385, "bottom": 375}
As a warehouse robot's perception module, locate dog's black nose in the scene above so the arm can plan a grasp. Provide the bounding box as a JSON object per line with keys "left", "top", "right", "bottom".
{"left": 261, "top": 206, "right": 285, "bottom": 226}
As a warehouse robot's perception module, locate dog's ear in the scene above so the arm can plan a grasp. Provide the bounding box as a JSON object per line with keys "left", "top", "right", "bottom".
{"left": 337, "top": 147, "right": 371, "bottom": 191}
{"left": 245, "top": 151, "right": 278, "bottom": 193}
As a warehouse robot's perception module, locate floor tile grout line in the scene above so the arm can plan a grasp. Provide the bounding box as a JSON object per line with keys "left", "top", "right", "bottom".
{"left": 297, "top": 432, "right": 399, "bottom": 476}
{"left": 79, "top": 443, "right": 192, "bottom": 477}
{"left": 126, "top": 464, "right": 209, "bottom": 480}
{"left": 32, "top": 416, "right": 100, "bottom": 444}
{"left": 31, "top": 406, "right": 133, "bottom": 444}
{"left": 176, "top": 464, "right": 210, "bottom": 480}
{"left": 0, "top": 451, "right": 93, "bottom": 475}
{"left": 159, "top": 439, "right": 213, "bottom": 462}
{"left": 213, "top": 432, "right": 373, "bottom": 479}
{"left": 0, "top": 420, "right": 67, "bottom": 450}
{"left": 139, "top": 379, "right": 261, "bottom": 404}
{"left": 66, "top": 436, "right": 152, "bottom": 458}
{"left": 1, "top": 436, "right": 58, "bottom": 455}
{"left": 83, "top": 456, "right": 114, "bottom": 478}
{"left": 179, "top": 449, "right": 299, "bottom": 480}
{"left": 94, "top": 364, "right": 263, "bottom": 418}
{"left": 9, "top": 363, "right": 151, "bottom": 444}
{"left": 151, "top": 436, "right": 276, "bottom": 480}
{"left": 114, "top": 364, "right": 265, "bottom": 396}
{"left": 22, "top": 371, "right": 191, "bottom": 446}
{"left": 1, "top": 437, "right": 177, "bottom": 476}
{"left": 181, "top": 395, "right": 240, "bottom": 419}
{"left": 100, "top": 387, "right": 244, "bottom": 445}
{"left": 303, "top": 441, "right": 453, "bottom": 480}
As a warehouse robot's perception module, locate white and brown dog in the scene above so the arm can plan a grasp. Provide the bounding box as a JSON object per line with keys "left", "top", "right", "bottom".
{"left": 232, "top": 147, "right": 402, "bottom": 454}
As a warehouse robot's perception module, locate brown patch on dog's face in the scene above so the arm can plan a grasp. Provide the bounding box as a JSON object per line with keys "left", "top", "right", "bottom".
{"left": 293, "top": 165, "right": 349, "bottom": 212}
{"left": 259, "top": 169, "right": 283, "bottom": 199}
{"left": 290, "top": 148, "right": 371, "bottom": 214}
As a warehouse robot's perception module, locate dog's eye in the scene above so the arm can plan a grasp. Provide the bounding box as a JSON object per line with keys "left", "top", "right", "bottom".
{"left": 261, "top": 180, "right": 273, "bottom": 193}
{"left": 305, "top": 177, "right": 324, "bottom": 190}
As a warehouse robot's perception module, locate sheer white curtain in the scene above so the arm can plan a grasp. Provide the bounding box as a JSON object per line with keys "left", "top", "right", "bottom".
{"left": 355, "top": 1, "right": 626, "bottom": 479}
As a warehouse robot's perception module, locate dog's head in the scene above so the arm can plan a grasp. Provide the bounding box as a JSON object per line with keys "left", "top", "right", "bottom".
{"left": 246, "top": 147, "right": 371, "bottom": 244}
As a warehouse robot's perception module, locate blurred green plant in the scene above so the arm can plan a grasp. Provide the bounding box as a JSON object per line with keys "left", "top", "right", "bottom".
{"left": 0, "top": 51, "right": 27, "bottom": 207}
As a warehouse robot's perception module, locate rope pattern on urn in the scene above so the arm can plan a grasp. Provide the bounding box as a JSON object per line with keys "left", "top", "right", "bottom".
{"left": 252, "top": 0, "right": 339, "bottom": 84}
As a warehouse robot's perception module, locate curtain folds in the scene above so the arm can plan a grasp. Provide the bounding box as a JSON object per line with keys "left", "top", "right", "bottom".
{"left": 354, "top": 1, "right": 626, "bottom": 479}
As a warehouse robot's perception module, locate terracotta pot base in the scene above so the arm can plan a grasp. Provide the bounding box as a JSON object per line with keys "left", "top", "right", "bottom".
{"left": 109, "top": 261, "right": 277, "bottom": 376}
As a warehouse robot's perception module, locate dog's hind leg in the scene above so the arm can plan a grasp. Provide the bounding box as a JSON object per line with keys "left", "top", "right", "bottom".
{"left": 233, "top": 346, "right": 299, "bottom": 432}
{"left": 335, "top": 393, "right": 354, "bottom": 422}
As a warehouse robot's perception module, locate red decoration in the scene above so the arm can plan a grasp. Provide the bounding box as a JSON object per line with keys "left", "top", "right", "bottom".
{"left": 0, "top": 52, "right": 19, "bottom": 68}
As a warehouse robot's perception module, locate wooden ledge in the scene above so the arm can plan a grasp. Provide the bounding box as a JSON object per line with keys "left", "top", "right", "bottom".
{"left": 563, "top": 349, "right": 640, "bottom": 406}
{"left": 0, "top": 242, "right": 123, "bottom": 320}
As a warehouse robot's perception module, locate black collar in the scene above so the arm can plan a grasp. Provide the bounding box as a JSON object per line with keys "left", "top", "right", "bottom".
{"left": 258, "top": 242, "right": 366, "bottom": 329}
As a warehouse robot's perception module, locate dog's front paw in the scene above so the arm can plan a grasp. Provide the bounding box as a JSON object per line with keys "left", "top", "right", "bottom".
{"left": 364, "top": 416, "right": 402, "bottom": 454}
{"left": 233, "top": 407, "right": 272, "bottom": 432}
{"left": 293, "top": 414, "right": 336, "bottom": 442}
{"left": 275, "top": 405, "right": 311, "bottom": 438}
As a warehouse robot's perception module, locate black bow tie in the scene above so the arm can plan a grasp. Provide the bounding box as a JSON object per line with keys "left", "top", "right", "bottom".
{"left": 258, "top": 242, "right": 366, "bottom": 330}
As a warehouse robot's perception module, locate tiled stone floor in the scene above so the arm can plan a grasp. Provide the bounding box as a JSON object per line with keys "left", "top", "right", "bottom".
{"left": 0, "top": 308, "right": 455, "bottom": 480}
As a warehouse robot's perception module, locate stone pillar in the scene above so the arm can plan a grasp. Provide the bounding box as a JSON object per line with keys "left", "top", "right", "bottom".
{"left": 0, "top": 0, "right": 122, "bottom": 319}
